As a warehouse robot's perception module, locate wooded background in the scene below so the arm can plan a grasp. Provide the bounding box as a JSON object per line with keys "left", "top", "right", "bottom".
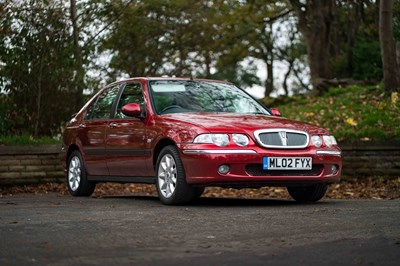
{"left": 0, "top": 0, "right": 399, "bottom": 137}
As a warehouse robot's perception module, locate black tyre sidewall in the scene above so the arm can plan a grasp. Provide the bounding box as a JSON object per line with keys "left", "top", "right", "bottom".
{"left": 287, "top": 184, "right": 328, "bottom": 202}
{"left": 193, "top": 187, "right": 205, "bottom": 199}
{"left": 155, "top": 145, "right": 194, "bottom": 205}
{"left": 67, "top": 150, "right": 95, "bottom": 197}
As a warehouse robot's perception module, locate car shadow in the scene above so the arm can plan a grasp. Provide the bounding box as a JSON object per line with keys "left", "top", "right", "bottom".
{"left": 191, "top": 196, "right": 338, "bottom": 207}
{"left": 98, "top": 194, "right": 338, "bottom": 207}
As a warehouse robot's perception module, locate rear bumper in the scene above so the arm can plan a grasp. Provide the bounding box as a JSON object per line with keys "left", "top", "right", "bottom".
{"left": 179, "top": 145, "right": 342, "bottom": 187}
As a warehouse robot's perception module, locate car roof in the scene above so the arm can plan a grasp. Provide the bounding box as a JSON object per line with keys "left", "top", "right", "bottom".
{"left": 105, "top": 77, "right": 233, "bottom": 88}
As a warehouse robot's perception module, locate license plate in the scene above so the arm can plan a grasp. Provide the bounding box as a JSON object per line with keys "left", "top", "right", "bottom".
{"left": 263, "top": 157, "right": 312, "bottom": 170}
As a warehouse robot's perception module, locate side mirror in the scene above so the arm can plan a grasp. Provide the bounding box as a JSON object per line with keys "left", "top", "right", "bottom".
{"left": 270, "top": 108, "right": 282, "bottom": 117}
{"left": 121, "top": 103, "right": 142, "bottom": 117}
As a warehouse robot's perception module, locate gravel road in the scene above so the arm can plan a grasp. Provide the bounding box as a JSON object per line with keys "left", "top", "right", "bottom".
{"left": 0, "top": 194, "right": 399, "bottom": 265}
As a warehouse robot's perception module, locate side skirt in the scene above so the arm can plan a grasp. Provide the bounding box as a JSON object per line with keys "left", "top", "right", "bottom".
{"left": 87, "top": 175, "right": 156, "bottom": 184}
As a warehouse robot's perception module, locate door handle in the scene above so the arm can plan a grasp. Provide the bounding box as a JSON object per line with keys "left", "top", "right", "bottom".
{"left": 109, "top": 122, "right": 118, "bottom": 128}
{"left": 78, "top": 124, "right": 86, "bottom": 128}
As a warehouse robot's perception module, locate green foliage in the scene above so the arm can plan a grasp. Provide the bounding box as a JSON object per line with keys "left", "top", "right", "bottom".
{"left": 329, "top": 1, "right": 382, "bottom": 81}
{"left": 263, "top": 85, "right": 400, "bottom": 141}
{"left": 102, "top": 0, "right": 220, "bottom": 78}
{"left": 210, "top": 63, "right": 261, "bottom": 89}
{"left": 0, "top": 95, "right": 14, "bottom": 135}
{"left": 393, "top": 0, "right": 400, "bottom": 41}
{"left": 352, "top": 40, "right": 382, "bottom": 81}
{"left": 0, "top": 1, "right": 76, "bottom": 136}
{"left": 0, "top": 0, "right": 103, "bottom": 137}
{"left": 0, "top": 135, "right": 61, "bottom": 145}
{"left": 101, "top": 1, "right": 289, "bottom": 89}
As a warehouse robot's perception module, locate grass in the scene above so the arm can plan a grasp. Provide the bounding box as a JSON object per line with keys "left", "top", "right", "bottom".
{"left": 0, "top": 134, "right": 61, "bottom": 145}
{"left": 262, "top": 85, "right": 400, "bottom": 141}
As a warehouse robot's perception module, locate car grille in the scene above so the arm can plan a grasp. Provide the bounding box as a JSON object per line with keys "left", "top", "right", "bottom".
{"left": 245, "top": 164, "right": 323, "bottom": 177}
{"left": 254, "top": 129, "right": 309, "bottom": 149}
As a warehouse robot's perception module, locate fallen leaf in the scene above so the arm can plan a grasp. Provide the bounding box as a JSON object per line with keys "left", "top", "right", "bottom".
{"left": 345, "top": 118, "right": 357, "bottom": 126}
{"left": 391, "top": 92, "right": 399, "bottom": 107}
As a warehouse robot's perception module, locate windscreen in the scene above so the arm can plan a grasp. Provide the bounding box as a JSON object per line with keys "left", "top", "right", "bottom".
{"left": 149, "top": 80, "right": 270, "bottom": 115}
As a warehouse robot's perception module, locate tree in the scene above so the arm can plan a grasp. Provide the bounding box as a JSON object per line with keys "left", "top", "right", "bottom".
{"left": 0, "top": 0, "right": 114, "bottom": 136}
{"left": 0, "top": 1, "right": 77, "bottom": 136}
{"left": 331, "top": 1, "right": 383, "bottom": 82}
{"left": 275, "top": 18, "right": 310, "bottom": 95}
{"left": 211, "top": 0, "right": 293, "bottom": 97}
{"left": 101, "top": 0, "right": 214, "bottom": 78}
{"left": 379, "top": 0, "right": 400, "bottom": 92}
{"left": 289, "top": 0, "right": 336, "bottom": 94}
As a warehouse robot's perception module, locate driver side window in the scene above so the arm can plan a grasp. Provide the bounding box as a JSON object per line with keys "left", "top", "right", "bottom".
{"left": 115, "top": 82, "right": 144, "bottom": 118}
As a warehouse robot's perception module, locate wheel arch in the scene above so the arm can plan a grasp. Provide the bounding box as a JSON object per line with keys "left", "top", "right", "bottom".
{"left": 152, "top": 138, "right": 177, "bottom": 169}
{"left": 66, "top": 144, "right": 80, "bottom": 165}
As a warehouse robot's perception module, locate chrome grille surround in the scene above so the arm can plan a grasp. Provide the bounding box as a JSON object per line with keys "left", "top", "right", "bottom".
{"left": 254, "top": 129, "right": 309, "bottom": 149}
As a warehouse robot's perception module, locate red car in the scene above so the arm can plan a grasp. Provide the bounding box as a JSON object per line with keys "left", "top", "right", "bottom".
{"left": 61, "top": 77, "right": 342, "bottom": 205}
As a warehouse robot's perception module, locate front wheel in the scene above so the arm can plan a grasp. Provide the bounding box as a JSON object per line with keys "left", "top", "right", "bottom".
{"left": 67, "top": 150, "right": 96, "bottom": 197}
{"left": 193, "top": 187, "right": 205, "bottom": 199}
{"left": 156, "top": 145, "right": 195, "bottom": 205}
{"left": 287, "top": 184, "right": 328, "bottom": 202}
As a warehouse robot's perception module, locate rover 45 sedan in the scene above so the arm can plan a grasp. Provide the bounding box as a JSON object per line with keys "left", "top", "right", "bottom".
{"left": 61, "top": 77, "right": 342, "bottom": 205}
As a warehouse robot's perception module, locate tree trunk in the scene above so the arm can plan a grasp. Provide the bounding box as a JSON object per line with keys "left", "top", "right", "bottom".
{"left": 264, "top": 58, "right": 274, "bottom": 97}
{"left": 34, "top": 56, "right": 44, "bottom": 137}
{"left": 264, "top": 22, "right": 274, "bottom": 97}
{"left": 346, "top": 1, "right": 362, "bottom": 76}
{"left": 70, "top": 0, "right": 84, "bottom": 109}
{"left": 290, "top": 0, "right": 336, "bottom": 94}
{"left": 282, "top": 60, "right": 294, "bottom": 96}
{"left": 204, "top": 51, "right": 211, "bottom": 78}
{"left": 379, "top": 0, "right": 400, "bottom": 92}
{"left": 34, "top": 76, "right": 42, "bottom": 137}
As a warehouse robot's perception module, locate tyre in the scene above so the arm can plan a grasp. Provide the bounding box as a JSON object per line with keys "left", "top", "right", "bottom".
{"left": 287, "top": 184, "right": 328, "bottom": 202}
{"left": 67, "top": 150, "right": 96, "bottom": 197}
{"left": 193, "top": 187, "right": 205, "bottom": 199}
{"left": 156, "top": 145, "right": 195, "bottom": 205}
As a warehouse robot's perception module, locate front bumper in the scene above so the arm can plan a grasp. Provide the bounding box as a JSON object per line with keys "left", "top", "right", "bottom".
{"left": 179, "top": 144, "right": 342, "bottom": 187}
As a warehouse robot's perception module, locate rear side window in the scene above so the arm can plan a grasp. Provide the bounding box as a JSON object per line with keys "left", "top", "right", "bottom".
{"left": 86, "top": 86, "right": 120, "bottom": 120}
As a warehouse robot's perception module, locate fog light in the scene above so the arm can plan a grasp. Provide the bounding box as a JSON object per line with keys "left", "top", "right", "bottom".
{"left": 218, "top": 165, "right": 230, "bottom": 174}
{"left": 331, "top": 165, "right": 338, "bottom": 174}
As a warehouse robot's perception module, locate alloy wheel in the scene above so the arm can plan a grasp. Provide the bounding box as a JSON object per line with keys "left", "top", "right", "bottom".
{"left": 68, "top": 156, "right": 81, "bottom": 192}
{"left": 157, "top": 154, "right": 177, "bottom": 198}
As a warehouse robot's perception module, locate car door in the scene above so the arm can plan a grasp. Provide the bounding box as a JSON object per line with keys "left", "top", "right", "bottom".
{"left": 106, "top": 82, "right": 151, "bottom": 177}
{"left": 78, "top": 85, "right": 120, "bottom": 176}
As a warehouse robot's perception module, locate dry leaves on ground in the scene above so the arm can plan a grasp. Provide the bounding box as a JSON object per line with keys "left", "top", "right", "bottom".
{"left": 1, "top": 178, "right": 399, "bottom": 200}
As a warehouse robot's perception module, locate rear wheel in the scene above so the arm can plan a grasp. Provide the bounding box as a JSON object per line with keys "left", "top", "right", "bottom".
{"left": 156, "top": 145, "right": 195, "bottom": 205}
{"left": 287, "top": 184, "right": 328, "bottom": 202}
{"left": 67, "top": 150, "right": 96, "bottom": 196}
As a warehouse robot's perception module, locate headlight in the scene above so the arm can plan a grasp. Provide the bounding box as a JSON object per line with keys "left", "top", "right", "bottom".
{"left": 194, "top": 134, "right": 229, "bottom": 147}
{"left": 232, "top": 134, "right": 249, "bottom": 146}
{"left": 311, "top": 135, "right": 322, "bottom": 147}
{"left": 323, "top": 135, "right": 337, "bottom": 147}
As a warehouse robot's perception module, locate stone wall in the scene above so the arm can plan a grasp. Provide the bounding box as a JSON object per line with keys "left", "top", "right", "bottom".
{"left": 340, "top": 141, "right": 400, "bottom": 178}
{"left": 0, "top": 141, "right": 399, "bottom": 185}
{"left": 0, "top": 145, "right": 64, "bottom": 185}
